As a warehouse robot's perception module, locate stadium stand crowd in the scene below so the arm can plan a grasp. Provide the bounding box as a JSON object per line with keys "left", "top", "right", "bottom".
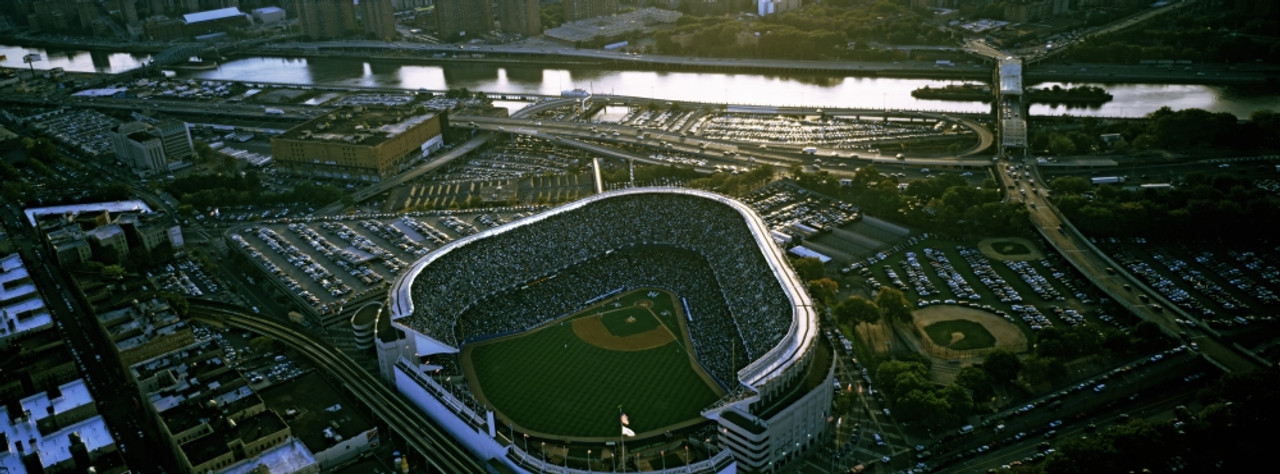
{"left": 407, "top": 192, "right": 793, "bottom": 384}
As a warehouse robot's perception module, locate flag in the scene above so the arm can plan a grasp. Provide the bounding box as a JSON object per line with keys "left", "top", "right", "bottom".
{"left": 622, "top": 425, "right": 636, "bottom": 437}
{"left": 620, "top": 412, "right": 630, "bottom": 426}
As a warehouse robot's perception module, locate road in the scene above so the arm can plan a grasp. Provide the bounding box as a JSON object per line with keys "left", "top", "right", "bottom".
{"left": 996, "top": 160, "right": 1261, "bottom": 373}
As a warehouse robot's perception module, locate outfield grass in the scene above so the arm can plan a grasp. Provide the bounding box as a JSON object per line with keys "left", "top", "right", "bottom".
{"left": 922, "top": 319, "right": 997, "bottom": 350}
{"left": 465, "top": 289, "right": 721, "bottom": 439}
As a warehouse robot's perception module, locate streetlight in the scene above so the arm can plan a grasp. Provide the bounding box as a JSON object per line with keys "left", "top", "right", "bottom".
{"left": 23, "top": 53, "right": 42, "bottom": 77}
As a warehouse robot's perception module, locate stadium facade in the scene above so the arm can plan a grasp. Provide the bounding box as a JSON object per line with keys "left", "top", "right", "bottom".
{"left": 381, "top": 188, "right": 833, "bottom": 472}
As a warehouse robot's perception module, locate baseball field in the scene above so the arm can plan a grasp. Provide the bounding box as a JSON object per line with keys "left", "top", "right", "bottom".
{"left": 462, "top": 288, "right": 724, "bottom": 440}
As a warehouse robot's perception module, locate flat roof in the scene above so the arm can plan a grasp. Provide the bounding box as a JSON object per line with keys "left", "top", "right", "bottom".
{"left": 72, "top": 87, "right": 128, "bottom": 97}
{"left": 222, "top": 439, "right": 317, "bottom": 474}
{"left": 24, "top": 200, "right": 153, "bottom": 227}
{"left": 275, "top": 107, "right": 437, "bottom": 145}
{"left": 1, "top": 379, "right": 114, "bottom": 471}
{"left": 258, "top": 372, "right": 376, "bottom": 454}
{"left": 184, "top": 7, "right": 245, "bottom": 24}
{"left": 1, "top": 254, "right": 52, "bottom": 341}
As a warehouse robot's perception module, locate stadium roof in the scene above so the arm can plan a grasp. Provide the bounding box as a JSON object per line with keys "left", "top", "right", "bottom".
{"left": 184, "top": 7, "right": 246, "bottom": 24}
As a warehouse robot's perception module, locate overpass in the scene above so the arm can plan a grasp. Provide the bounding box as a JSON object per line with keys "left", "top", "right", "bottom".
{"left": 188, "top": 300, "right": 487, "bottom": 473}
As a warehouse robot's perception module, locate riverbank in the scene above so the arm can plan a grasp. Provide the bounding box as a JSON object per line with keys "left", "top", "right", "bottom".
{"left": 913, "top": 84, "right": 1114, "bottom": 104}
{"left": 5, "top": 33, "right": 1278, "bottom": 86}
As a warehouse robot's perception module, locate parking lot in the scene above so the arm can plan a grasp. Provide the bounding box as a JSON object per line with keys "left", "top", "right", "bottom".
{"left": 227, "top": 208, "right": 539, "bottom": 324}
{"left": 740, "top": 182, "right": 863, "bottom": 243}
{"left": 23, "top": 108, "right": 120, "bottom": 158}
{"left": 849, "top": 236, "right": 1130, "bottom": 334}
{"left": 148, "top": 257, "right": 225, "bottom": 299}
{"left": 1099, "top": 238, "right": 1280, "bottom": 330}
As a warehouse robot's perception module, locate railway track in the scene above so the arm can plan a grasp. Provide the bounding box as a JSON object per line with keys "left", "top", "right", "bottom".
{"left": 189, "top": 300, "right": 484, "bottom": 473}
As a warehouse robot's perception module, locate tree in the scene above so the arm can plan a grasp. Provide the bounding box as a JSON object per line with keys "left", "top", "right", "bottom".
{"left": 875, "top": 287, "right": 912, "bottom": 322}
{"left": 954, "top": 366, "right": 994, "bottom": 403}
{"left": 792, "top": 257, "right": 826, "bottom": 281}
{"left": 982, "top": 349, "right": 1022, "bottom": 384}
{"left": 834, "top": 296, "right": 880, "bottom": 330}
{"left": 102, "top": 264, "right": 126, "bottom": 280}
{"left": 808, "top": 277, "right": 839, "bottom": 305}
{"left": 876, "top": 360, "right": 931, "bottom": 399}
{"left": 249, "top": 336, "right": 279, "bottom": 355}
{"left": 1048, "top": 133, "right": 1077, "bottom": 155}
{"left": 1049, "top": 176, "right": 1091, "bottom": 195}
{"left": 1020, "top": 355, "right": 1066, "bottom": 386}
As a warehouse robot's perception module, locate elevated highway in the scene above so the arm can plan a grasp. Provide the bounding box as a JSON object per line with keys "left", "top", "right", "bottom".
{"left": 188, "top": 300, "right": 486, "bottom": 473}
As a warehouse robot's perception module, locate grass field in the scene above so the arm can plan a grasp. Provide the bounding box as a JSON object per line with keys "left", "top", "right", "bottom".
{"left": 464, "top": 289, "right": 723, "bottom": 439}
{"left": 922, "top": 319, "right": 997, "bottom": 350}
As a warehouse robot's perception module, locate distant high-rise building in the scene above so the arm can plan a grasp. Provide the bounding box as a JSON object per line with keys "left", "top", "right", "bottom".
{"left": 117, "top": 0, "right": 139, "bottom": 25}
{"left": 359, "top": 0, "right": 397, "bottom": 40}
{"left": 563, "top": 0, "right": 618, "bottom": 22}
{"left": 496, "top": 0, "right": 539, "bottom": 37}
{"left": 293, "top": 0, "right": 357, "bottom": 40}
{"left": 757, "top": 0, "right": 800, "bottom": 17}
{"left": 76, "top": 0, "right": 96, "bottom": 30}
{"left": 434, "top": 0, "right": 493, "bottom": 41}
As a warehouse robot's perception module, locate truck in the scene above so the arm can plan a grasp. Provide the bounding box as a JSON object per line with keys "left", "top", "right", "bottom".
{"left": 1091, "top": 176, "right": 1124, "bottom": 185}
{"left": 803, "top": 146, "right": 818, "bottom": 154}
{"left": 264, "top": 107, "right": 284, "bottom": 115}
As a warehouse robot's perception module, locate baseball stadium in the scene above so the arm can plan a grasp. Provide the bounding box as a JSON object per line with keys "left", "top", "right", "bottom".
{"left": 382, "top": 188, "right": 835, "bottom": 473}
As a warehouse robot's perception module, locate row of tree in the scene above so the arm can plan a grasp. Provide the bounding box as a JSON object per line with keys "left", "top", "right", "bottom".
{"left": 1032, "top": 367, "right": 1280, "bottom": 473}
{"left": 652, "top": 1, "right": 949, "bottom": 60}
{"left": 1060, "top": 6, "right": 1280, "bottom": 64}
{"left": 1049, "top": 171, "right": 1280, "bottom": 240}
{"left": 791, "top": 164, "right": 1031, "bottom": 238}
{"left": 164, "top": 170, "right": 350, "bottom": 210}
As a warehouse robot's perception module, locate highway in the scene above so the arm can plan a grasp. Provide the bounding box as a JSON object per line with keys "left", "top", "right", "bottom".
{"left": 187, "top": 300, "right": 485, "bottom": 473}
{"left": 997, "top": 160, "right": 1261, "bottom": 373}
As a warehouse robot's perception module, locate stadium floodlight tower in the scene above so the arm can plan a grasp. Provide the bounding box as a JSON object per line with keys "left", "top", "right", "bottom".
{"left": 382, "top": 187, "right": 831, "bottom": 473}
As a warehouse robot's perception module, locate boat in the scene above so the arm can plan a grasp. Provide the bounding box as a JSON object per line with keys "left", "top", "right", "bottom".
{"left": 170, "top": 56, "right": 218, "bottom": 71}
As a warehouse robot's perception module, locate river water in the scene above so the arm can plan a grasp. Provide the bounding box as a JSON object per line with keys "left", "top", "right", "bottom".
{"left": 4, "top": 44, "right": 1277, "bottom": 118}
{"left": 1, "top": 44, "right": 150, "bottom": 74}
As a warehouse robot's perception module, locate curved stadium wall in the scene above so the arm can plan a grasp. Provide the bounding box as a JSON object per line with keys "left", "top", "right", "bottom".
{"left": 384, "top": 187, "right": 823, "bottom": 471}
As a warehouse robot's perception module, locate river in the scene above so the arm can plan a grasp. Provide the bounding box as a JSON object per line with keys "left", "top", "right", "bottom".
{"left": 1, "top": 44, "right": 150, "bottom": 74}
{"left": 4, "top": 44, "right": 1278, "bottom": 118}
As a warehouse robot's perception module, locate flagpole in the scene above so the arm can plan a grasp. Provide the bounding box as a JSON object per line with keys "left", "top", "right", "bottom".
{"left": 619, "top": 404, "right": 626, "bottom": 473}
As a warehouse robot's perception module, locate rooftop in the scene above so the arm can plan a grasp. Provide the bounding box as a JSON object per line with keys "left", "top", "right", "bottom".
{"left": 258, "top": 372, "right": 376, "bottom": 454}
{"left": 24, "top": 200, "right": 153, "bottom": 227}
{"left": 0, "top": 379, "right": 114, "bottom": 472}
{"left": 1, "top": 254, "right": 52, "bottom": 341}
{"left": 276, "top": 106, "right": 438, "bottom": 145}
{"left": 184, "top": 7, "right": 246, "bottom": 24}
{"left": 221, "top": 438, "right": 317, "bottom": 474}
